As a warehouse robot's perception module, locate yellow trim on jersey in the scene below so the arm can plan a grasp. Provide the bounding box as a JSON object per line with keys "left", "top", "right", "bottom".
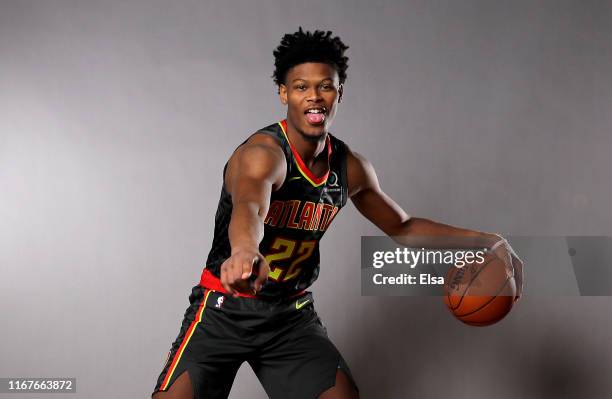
{"left": 277, "top": 121, "right": 329, "bottom": 188}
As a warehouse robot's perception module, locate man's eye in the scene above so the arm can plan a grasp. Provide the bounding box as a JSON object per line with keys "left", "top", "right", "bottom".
{"left": 321, "top": 85, "right": 332, "bottom": 90}
{"left": 296, "top": 85, "right": 306, "bottom": 90}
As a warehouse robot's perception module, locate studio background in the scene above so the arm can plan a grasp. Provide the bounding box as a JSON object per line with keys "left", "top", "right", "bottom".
{"left": 1, "top": 1, "right": 612, "bottom": 398}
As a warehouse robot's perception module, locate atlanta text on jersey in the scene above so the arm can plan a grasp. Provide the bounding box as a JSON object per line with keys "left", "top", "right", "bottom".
{"left": 264, "top": 200, "right": 339, "bottom": 231}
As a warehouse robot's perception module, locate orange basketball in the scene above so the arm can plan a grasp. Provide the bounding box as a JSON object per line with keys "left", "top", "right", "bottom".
{"left": 443, "top": 251, "right": 516, "bottom": 326}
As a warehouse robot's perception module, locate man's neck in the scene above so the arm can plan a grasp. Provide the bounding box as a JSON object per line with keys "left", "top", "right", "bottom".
{"left": 285, "top": 119, "right": 328, "bottom": 166}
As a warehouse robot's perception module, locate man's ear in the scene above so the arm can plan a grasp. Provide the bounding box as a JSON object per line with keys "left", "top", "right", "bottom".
{"left": 279, "top": 84, "right": 288, "bottom": 105}
{"left": 338, "top": 84, "right": 344, "bottom": 104}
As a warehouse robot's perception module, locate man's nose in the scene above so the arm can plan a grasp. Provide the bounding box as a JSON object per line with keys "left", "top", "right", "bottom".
{"left": 306, "top": 87, "right": 323, "bottom": 102}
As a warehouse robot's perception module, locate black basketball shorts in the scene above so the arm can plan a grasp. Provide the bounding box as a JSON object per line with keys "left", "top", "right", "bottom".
{"left": 152, "top": 285, "right": 358, "bottom": 399}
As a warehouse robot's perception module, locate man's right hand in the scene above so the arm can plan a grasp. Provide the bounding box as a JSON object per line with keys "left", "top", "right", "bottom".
{"left": 220, "top": 249, "right": 270, "bottom": 296}
{"left": 489, "top": 237, "right": 524, "bottom": 303}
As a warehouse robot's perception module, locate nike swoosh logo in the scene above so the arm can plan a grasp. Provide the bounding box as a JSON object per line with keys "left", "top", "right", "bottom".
{"left": 295, "top": 299, "right": 310, "bottom": 310}
{"left": 288, "top": 176, "right": 302, "bottom": 182}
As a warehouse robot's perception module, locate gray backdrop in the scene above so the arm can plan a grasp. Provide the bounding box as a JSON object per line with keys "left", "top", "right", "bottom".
{"left": 1, "top": 0, "right": 612, "bottom": 398}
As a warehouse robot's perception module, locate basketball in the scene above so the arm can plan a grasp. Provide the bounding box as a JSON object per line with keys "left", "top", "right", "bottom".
{"left": 443, "top": 250, "right": 517, "bottom": 326}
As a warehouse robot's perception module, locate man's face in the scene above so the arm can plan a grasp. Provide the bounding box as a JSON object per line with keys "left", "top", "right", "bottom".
{"left": 279, "top": 62, "right": 343, "bottom": 140}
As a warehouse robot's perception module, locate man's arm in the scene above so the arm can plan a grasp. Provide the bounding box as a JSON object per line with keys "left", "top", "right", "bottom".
{"left": 220, "top": 134, "right": 286, "bottom": 296}
{"left": 347, "top": 149, "right": 523, "bottom": 300}
{"left": 347, "top": 150, "right": 497, "bottom": 247}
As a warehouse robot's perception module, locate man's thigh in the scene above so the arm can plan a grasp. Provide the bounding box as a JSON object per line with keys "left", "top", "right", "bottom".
{"left": 152, "top": 288, "right": 246, "bottom": 399}
{"left": 249, "top": 301, "right": 359, "bottom": 399}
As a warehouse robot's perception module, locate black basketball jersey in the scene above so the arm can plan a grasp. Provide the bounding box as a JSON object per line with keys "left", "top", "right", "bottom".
{"left": 200, "top": 119, "right": 349, "bottom": 298}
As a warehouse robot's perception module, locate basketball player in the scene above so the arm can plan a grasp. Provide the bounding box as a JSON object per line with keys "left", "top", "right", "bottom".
{"left": 152, "top": 28, "right": 524, "bottom": 399}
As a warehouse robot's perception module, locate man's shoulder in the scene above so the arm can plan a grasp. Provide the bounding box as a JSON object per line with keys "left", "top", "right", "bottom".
{"left": 245, "top": 131, "right": 284, "bottom": 151}
{"left": 242, "top": 121, "right": 284, "bottom": 149}
{"left": 232, "top": 121, "right": 287, "bottom": 164}
{"left": 256, "top": 120, "right": 283, "bottom": 135}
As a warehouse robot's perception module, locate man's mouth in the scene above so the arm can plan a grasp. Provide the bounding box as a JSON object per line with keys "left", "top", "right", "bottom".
{"left": 304, "top": 106, "right": 327, "bottom": 125}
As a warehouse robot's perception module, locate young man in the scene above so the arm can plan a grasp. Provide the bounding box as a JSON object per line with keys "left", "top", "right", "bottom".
{"left": 152, "top": 28, "right": 523, "bottom": 399}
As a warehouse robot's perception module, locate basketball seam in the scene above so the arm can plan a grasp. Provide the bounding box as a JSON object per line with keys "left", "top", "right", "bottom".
{"left": 455, "top": 276, "right": 513, "bottom": 318}
{"left": 446, "top": 255, "right": 496, "bottom": 310}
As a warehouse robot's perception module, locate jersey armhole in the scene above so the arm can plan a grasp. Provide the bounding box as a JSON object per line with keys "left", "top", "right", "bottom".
{"left": 332, "top": 135, "right": 350, "bottom": 207}
{"left": 248, "top": 130, "right": 291, "bottom": 192}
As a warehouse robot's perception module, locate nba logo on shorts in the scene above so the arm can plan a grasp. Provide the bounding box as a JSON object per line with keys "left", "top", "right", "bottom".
{"left": 216, "top": 296, "right": 225, "bottom": 308}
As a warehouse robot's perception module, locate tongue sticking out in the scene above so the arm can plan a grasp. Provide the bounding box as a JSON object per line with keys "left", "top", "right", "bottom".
{"left": 305, "top": 112, "right": 325, "bottom": 124}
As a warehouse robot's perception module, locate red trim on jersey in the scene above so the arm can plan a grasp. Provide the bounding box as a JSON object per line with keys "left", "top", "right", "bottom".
{"left": 280, "top": 119, "right": 332, "bottom": 186}
{"left": 200, "top": 269, "right": 257, "bottom": 298}
{"left": 160, "top": 288, "right": 210, "bottom": 390}
{"left": 199, "top": 268, "right": 306, "bottom": 299}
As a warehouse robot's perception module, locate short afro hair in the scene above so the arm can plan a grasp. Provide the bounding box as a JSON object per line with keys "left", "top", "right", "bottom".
{"left": 272, "top": 27, "right": 349, "bottom": 88}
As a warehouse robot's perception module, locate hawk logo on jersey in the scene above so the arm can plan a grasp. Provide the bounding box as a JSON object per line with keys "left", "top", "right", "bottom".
{"left": 215, "top": 296, "right": 225, "bottom": 308}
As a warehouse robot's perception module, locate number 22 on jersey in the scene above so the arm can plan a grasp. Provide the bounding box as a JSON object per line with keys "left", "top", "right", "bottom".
{"left": 264, "top": 237, "right": 316, "bottom": 282}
